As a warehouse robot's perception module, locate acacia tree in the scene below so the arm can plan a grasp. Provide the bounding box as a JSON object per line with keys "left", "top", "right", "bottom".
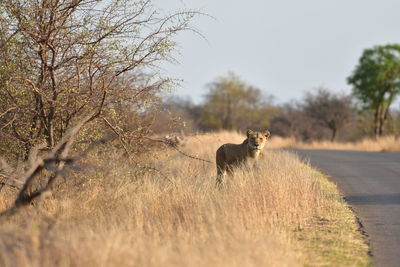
{"left": 348, "top": 44, "right": 400, "bottom": 137}
{"left": 0, "top": 0, "right": 196, "bottom": 158}
{"left": 200, "top": 72, "right": 276, "bottom": 131}
{"left": 303, "top": 89, "right": 354, "bottom": 141}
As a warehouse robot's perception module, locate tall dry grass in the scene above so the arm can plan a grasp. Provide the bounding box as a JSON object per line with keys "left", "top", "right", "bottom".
{"left": 269, "top": 135, "right": 400, "bottom": 152}
{"left": 0, "top": 131, "right": 369, "bottom": 266}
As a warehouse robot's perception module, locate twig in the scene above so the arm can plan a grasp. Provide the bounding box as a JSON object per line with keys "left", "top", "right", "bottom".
{"left": 0, "top": 107, "right": 17, "bottom": 119}
{"left": 0, "top": 182, "right": 20, "bottom": 190}
{"left": 100, "top": 116, "right": 131, "bottom": 157}
{"left": 145, "top": 137, "right": 213, "bottom": 164}
{"left": 141, "top": 164, "right": 176, "bottom": 186}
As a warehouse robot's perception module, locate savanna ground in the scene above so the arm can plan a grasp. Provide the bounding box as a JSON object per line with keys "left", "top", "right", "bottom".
{"left": 269, "top": 135, "right": 400, "bottom": 152}
{"left": 0, "top": 131, "right": 370, "bottom": 266}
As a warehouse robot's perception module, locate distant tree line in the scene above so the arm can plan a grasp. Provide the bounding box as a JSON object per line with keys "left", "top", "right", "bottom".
{"left": 155, "top": 72, "right": 278, "bottom": 134}
{"left": 156, "top": 44, "right": 400, "bottom": 141}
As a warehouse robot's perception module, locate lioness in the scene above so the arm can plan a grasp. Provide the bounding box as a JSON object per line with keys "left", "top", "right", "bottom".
{"left": 216, "top": 129, "right": 270, "bottom": 185}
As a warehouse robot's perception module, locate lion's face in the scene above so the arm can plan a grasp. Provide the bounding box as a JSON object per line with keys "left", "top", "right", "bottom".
{"left": 246, "top": 129, "right": 270, "bottom": 151}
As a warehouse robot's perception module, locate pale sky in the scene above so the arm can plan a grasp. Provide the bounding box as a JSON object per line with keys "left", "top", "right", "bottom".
{"left": 156, "top": 0, "right": 400, "bottom": 104}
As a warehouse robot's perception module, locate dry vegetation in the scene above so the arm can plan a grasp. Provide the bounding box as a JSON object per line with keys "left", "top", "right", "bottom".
{"left": 0, "top": 132, "right": 370, "bottom": 266}
{"left": 269, "top": 135, "right": 400, "bottom": 152}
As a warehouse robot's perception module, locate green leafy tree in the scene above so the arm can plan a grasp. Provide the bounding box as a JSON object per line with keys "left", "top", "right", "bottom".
{"left": 0, "top": 0, "right": 196, "bottom": 158}
{"left": 348, "top": 44, "right": 400, "bottom": 137}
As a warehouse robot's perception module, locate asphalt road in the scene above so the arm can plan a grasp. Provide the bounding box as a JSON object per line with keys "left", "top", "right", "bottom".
{"left": 291, "top": 149, "right": 400, "bottom": 267}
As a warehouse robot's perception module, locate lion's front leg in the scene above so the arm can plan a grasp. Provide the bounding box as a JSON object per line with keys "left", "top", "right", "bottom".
{"left": 244, "top": 157, "right": 257, "bottom": 171}
{"left": 252, "top": 160, "right": 261, "bottom": 172}
{"left": 216, "top": 164, "right": 234, "bottom": 187}
{"left": 216, "top": 166, "right": 226, "bottom": 187}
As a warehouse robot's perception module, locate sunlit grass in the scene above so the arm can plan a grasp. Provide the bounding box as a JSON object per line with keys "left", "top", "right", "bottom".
{"left": 269, "top": 135, "right": 400, "bottom": 152}
{"left": 0, "top": 131, "right": 370, "bottom": 266}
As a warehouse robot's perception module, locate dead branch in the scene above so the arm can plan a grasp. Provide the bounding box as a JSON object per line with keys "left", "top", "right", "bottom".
{"left": 0, "top": 158, "right": 24, "bottom": 192}
{"left": 0, "top": 113, "right": 102, "bottom": 220}
{"left": 145, "top": 137, "right": 213, "bottom": 164}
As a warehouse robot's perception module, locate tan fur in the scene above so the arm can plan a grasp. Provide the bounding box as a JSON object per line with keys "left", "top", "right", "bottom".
{"left": 216, "top": 129, "right": 270, "bottom": 185}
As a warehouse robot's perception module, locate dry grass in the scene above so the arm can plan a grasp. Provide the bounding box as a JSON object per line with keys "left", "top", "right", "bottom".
{"left": 269, "top": 135, "right": 400, "bottom": 152}
{"left": 0, "top": 131, "right": 370, "bottom": 266}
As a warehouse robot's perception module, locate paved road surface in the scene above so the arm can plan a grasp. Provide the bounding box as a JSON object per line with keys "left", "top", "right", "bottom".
{"left": 291, "top": 149, "right": 400, "bottom": 267}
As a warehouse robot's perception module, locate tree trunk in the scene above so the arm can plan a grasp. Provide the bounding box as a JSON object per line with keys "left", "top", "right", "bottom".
{"left": 378, "top": 117, "right": 384, "bottom": 136}
{"left": 47, "top": 119, "right": 55, "bottom": 148}
{"left": 379, "top": 93, "right": 395, "bottom": 137}
{"left": 378, "top": 104, "right": 389, "bottom": 137}
{"left": 224, "top": 97, "right": 233, "bottom": 130}
{"left": 330, "top": 127, "right": 337, "bottom": 142}
{"left": 373, "top": 106, "right": 380, "bottom": 138}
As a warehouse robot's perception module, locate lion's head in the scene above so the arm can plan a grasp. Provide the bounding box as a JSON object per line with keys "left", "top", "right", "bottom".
{"left": 246, "top": 129, "right": 270, "bottom": 151}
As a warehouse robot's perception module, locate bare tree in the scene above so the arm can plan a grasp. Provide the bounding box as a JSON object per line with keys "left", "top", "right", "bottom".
{"left": 269, "top": 103, "right": 325, "bottom": 142}
{"left": 0, "top": 0, "right": 197, "bottom": 158}
{"left": 303, "top": 89, "right": 354, "bottom": 141}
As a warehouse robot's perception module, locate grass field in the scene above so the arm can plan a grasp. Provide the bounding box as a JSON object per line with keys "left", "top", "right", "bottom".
{"left": 0, "top": 131, "right": 370, "bottom": 266}
{"left": 269, "top": 135, "right": 400, "bottom": 152}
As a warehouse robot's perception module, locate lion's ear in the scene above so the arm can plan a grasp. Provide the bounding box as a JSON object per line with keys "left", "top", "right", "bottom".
{"left": 246, "top": 129, "right": 254, "bottom": 138}
{"left": 262, "top": 130, "right": 271, "bottom": 139}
